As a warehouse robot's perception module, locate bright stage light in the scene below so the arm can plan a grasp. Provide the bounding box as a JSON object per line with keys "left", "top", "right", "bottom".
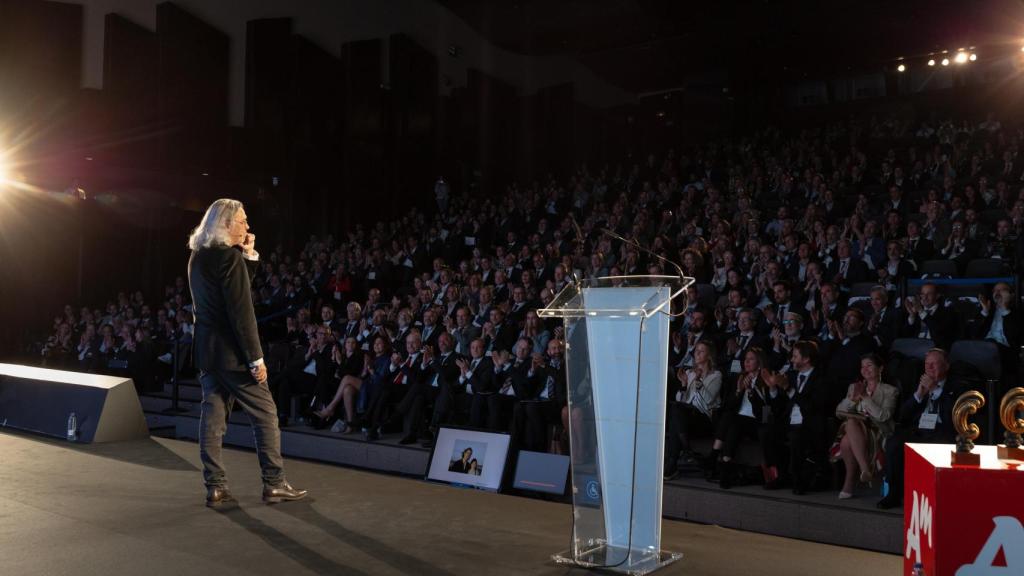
{"left": 969, "top": 53, "right": 977, "bottom": 61}
{"left": 941, "top": 58, "right": 950, "bottom": 66}
{"left": 928, "top": 59, "right": 936, "bottom": 66}
{"left": 954, "top": 52, "right": 968, "bottom": 64}
{"left": 897, "top": 64, "right": 906, "bottom": 72}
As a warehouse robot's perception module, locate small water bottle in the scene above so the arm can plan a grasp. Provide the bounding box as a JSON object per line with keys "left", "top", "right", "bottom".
{"left": 67, "top": 412, "right": 78, "bottom": 442}
{"left": 912, "top": 562, "right": 925, "bottom": 576}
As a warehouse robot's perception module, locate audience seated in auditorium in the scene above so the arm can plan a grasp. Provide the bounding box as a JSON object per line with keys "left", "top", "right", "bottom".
{"left": 39, "top": 109, "right": 1024, "bottom": 512}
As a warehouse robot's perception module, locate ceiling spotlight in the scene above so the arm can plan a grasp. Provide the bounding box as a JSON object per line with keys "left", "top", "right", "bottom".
{"left": 941, "top": 58, "right": 950, "bottom": 66}
{"left": 927, "top": 59, "right": 936, "bottom": 66}
{"left": 954, "top": 52, "right": 968, "bottom": 64}
{"left": 897, "top": 64, "right": 906, "bottom": 72}
{"left": 969, "top": 53, "right": 977, "bottom": 61}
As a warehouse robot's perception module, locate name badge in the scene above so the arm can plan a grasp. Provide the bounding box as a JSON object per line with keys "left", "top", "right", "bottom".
{"left": 334, "top": 291, "right": 342, "bottom": 300}
{"left": 730, "top": 360, "right": 743, "bottom": 374}
{"left": 918, "top": 412, "right": 938, "bottom": 430}
{"left": 367, "top": 271, "right": 376, "bottom": 280}
{"left": 465, "top": 236, "right": 476, "bottom": 246}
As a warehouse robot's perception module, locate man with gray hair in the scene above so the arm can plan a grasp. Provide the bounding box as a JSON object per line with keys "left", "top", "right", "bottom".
{"left": 187, "top": 198, "right": 306, "bottom": 507}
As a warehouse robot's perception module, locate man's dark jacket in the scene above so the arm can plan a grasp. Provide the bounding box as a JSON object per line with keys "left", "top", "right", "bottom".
{"left": 189, "top": 245, "right": 262, "bottom": 372}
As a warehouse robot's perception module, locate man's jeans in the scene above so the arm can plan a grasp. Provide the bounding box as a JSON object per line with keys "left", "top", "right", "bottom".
{"left": 199, "top": 369, "right": 285, "bottom": 488}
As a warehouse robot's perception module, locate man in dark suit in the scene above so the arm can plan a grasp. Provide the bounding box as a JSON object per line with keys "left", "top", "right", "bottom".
{"left": 472, "top": 286, "right": 496, "bottom": 328}
{"left": 381, "top": 330, "right": 430, "bottom": 444}
{"left": 899, "top": 282, "right": 959, "bottom": 351}
{"left": 878, "top": 349, "right": 965, "bottom": 509}
{"left": 492, "top": 269, "right": 511, "bottom": 304}
{"left": 518, "top": 338, "right": 567, "bottom": 453}
{"left": 499, "top": 338, "right": 545, "bottom": 451}
{"left": 187, "top": 199, "right": 306, "bottom": 507}
{"left": 484, "top": 307, "right": 517, "bottom": 354}
{"left": 669, "top": 308, "right": 718, "bottom": 371}
{"left": 964, "top": 209, "right": 992, "bottom": 245}
{"left": 448, "top": 306, "right": 481, "bottom": 356}
{"left": 984, "top": 218, "right": 1015, "bottom": 261}
{"left": 506, "top": 284, "right": 535, "bottom": 329}
{"left": 768, "top": 311, "right": 813, "bottom": 372}
{"left": 904, "top": 220, "right": 935, "bottom": 267}
{"left": 967, "top": 282, "right": 1021, "bottom": 387}
{"left": 880, "top": 186, "right": 909, "bottom": 218}
{"left": 339, "top": 301, "right": 362, "bottom": 340}
{"left": 463, "top": 339, "right": 501, "bottom": 430}
{"left": 809, "top": 282, "right": 847, "bottom": 342}
{"left": 771, "top": 280, "right": 806, "bottom": 327}
{"left": 866, "top": 286, "right": 898, "bottom": 350}
{"left": 419, "top": 307, "right": 442, "bottom": 350}
{"left": 272, "top": 324, "right": 334, "bottom": 424}
{"left": 822, "top": 308, "right": 877, "bottom": 410}
{"left": 720, "top": 308, "right": 770, "bottom": 381}
{"left": 421, "top": 332, "right": 464, "bottom": 447}
{"left": 875, "top": 241, "right": 916, "bottom": 293}
{"left": 319, "top": 304, "right": 343, "bottom": 335}
{"left": 770, "top": 341, "right": 827, "bottom": 494}
{"left": 825, "top": 239, "right": 870, "bottom": 292}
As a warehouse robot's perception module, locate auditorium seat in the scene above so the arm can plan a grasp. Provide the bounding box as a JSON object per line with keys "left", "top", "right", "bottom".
{"left": 919, "top": 260, "right": 958, "bottom": 277}
{"left": 949, "top": 340, "right": 1001, "bottom": 381}
{"left": 849, "top": 282, "right": 877, "bottom": 298}
{"left": 890, "top": 338, "right": 935, "bottom": 361}
{"left": 964, "top": 258, "right": 1008, "bottom": 278}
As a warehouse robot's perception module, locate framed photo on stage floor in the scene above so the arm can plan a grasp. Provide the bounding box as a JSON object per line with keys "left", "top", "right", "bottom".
{"left": 425, "top": 426, "right": 511, "bottom": 492}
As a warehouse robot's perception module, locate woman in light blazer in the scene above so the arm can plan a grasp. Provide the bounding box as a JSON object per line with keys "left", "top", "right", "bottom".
{"left": 834, "top": 353, "right": 898, "bottom": 499}
{"left": 665, "top": 341, "right": 723, "bottom": 478}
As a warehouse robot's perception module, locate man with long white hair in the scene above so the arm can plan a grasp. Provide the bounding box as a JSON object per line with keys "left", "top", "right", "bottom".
{"left": 187, "top": 198, "right": 307, "bottom": 507}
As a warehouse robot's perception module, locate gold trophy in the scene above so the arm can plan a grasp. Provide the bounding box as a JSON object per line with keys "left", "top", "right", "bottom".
{"left": 951, "top": 390, "right": 985, "bottom": 466}
{"left": 997, "top": 387, "right": 1024, "bottom": 461}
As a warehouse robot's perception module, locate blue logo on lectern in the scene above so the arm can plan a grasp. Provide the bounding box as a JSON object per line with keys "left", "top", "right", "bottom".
{"left": 575, "top": 474, "right": 602, "bottom": 508}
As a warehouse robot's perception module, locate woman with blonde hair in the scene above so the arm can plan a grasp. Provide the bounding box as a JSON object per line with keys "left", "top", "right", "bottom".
{"left": 664, "top": 341, "right": 722, "bottom": 479}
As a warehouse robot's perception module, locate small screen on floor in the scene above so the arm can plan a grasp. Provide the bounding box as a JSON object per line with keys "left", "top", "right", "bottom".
{"left": 513, "top": 450, "right": 569, "bottom": 495}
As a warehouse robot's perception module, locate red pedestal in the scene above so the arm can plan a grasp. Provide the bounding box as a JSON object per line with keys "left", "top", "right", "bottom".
{"left": 903, "top": 443, "right": 1024, "bottom": 575}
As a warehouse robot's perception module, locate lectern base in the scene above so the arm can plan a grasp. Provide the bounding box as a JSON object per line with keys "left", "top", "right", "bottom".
{"left": 552, "top": 543, "right": 682, "bottom": 575}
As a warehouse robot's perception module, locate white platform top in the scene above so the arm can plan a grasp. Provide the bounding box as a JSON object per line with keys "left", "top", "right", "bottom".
{"left": 0, "top": 363, "right": 130, "bottom": 390}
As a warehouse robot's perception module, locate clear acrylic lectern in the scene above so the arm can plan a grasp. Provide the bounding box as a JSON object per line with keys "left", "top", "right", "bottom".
{"left": 538, "top": 275, "right": 692, "bottom": 575}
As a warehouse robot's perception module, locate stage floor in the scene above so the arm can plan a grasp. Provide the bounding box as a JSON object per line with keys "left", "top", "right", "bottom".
{"left": 0, "top": 430, "right": 900, "bottom": 576}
